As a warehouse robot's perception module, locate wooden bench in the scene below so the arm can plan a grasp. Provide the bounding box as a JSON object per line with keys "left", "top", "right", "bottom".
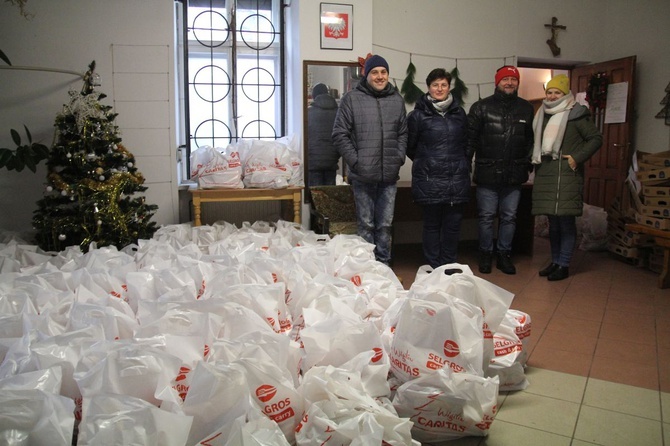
{"left": 625, "top": 223, "right": 670, "bottom": 289}
{"left": 190, "top": 187, "right": 303, "bottom": 226}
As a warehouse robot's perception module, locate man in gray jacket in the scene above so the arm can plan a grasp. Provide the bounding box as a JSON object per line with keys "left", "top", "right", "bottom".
{"left": 332, "top": 55, "right": 408, "bottom": 265}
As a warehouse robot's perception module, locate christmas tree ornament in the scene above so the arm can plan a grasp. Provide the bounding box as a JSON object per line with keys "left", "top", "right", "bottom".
{"left": 46, "top": 186, "right": 53, "bottom": 192}
{"left": 58, "top": 234, "right": 66, "bottom": 241}
{"left": 400, "top": 55, "right": 423, "bottom": 104}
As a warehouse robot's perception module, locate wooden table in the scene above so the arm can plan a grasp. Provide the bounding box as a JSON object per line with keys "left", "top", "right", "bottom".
{"left": 190, "top": 187, "right": 303, "bottom": 226}
{"left": 625, "top": 223, "right": 670, "bottom": 289}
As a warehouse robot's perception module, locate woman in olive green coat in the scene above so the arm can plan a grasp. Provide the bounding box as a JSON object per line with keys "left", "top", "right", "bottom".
{"left": 531, "top": 74, "right": 603, "bottom": 281}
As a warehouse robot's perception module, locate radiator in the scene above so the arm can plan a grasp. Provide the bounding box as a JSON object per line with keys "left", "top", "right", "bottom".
{"left": 198, "top": 201, "right": 283, "bottom": 227}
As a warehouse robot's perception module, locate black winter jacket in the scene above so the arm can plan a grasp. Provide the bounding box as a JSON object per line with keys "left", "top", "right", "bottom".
{"left": 407, "top": 94, "right": 470, "bottom": 205}
{"left": 467, "top": 90, "right": 535, "bottom": 186}
{"left": 332, "top": 78, "right": 407, "bottom": 183}
{"left": 307, "top": 94, "right": 339, "bottom": 171}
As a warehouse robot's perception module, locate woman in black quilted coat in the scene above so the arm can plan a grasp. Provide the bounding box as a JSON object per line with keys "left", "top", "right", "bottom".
{"left": 407, "top": 68, "right": 470, "bottom": 268}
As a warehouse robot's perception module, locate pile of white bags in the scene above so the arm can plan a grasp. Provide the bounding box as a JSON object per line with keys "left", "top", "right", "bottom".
{"left": 190, "top": 136, "right": 303, "bottom": 189}
{"left": 385, "top": 264, "right": 531, "bottom": 443}
{"left": 0, "top": 222, "right": 530, "bottom": 445}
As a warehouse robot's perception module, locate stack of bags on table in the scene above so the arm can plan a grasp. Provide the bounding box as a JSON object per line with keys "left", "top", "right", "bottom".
{"left": 189, "top": 136, "right": 304, "bottom": 190}
{"left": 0, "top": 221, "right": 530, "bottom": 445}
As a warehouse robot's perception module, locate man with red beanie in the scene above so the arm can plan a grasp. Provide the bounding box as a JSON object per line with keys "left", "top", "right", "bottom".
{"left": 467, "top": 65, "right": 534, "bottom": 275}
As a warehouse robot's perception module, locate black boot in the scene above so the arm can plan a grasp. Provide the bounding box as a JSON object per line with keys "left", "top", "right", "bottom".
{"left": 548, "top": 266, "right": 569, "bottom": 281}
{"left": 478, "top": 251, "right": 493, "bottom": 274}
{"left": 539, "top": 263, "right": 559, "bottom": 277}
{"left": 496, "top": 251, "right": 516, "bottom": 275}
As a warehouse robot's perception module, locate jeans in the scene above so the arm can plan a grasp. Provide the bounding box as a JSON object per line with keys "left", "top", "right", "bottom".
{"left": 547, "top": 215, "right": 576, "bottom": 267}
{"left": 476, "top": 185, "right": 521, "bottom": 252}
{"left": 350, "top": 179, "right": 397, "bottom": 265}
{"left": 422, "top": 203, "right": 464, "bottom": 268}
{"left": 308, "top": 170, "right": 337, "bottom": 186}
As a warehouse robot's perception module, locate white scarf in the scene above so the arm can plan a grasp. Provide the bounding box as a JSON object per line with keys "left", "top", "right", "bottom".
{"left": 430, "top": 93, "right": 453, "bottom": 115}
{"left": 531, "top": 92, "right": 575, "bottom": 164}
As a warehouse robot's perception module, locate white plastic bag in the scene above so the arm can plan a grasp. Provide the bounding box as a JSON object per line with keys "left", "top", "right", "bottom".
{"left": 393, "top": 367, "right": 499, "bottom": 442}
{"left": 389, "top": 298, "right": 484, "bottom": 383}
{"left": 578, "top": 203, "right": 608, "bottom": 251}
{"left": 0, "top": 389, "right": 76, "bottom": 446}
{"left": 242, "top": 140, "right": 293, "bottom": 189}
{"left": 297, "top": 365, "right": 417, "bottom": 446}
{"left": 190, "top": 145, "right": 244, "bottom": 189}
{"left": 78, "top": 393, "right": 193, "bottom": 446}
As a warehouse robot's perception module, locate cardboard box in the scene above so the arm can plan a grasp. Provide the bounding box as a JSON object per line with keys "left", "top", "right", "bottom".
{"left": 638, "top": 204, "right": 670, "bottom": 218}
{"left": 609, "top": 225, "right": 656, "bottom": 247}
{"left": 640, "top": 150, "right": 670, "bottom": 167}
{"left": 638, "top": 161, "right": 663, "bottom": 172}
{"left": 649, "top": 254, "right": 664, "bottom": 274}
{"left": 643, "top": 196, "right": 669, "bottom": 207}
{"left": 634, "top": 212, "right": 670, "bottom": 230}
{"left": 609, "top": 226, "right": 632, "bottom": 246}
{"left": 636, "top": 166, "right": 670, "bottom": 182}
{"left": 607, "top": 241, "right": 639, "bottom": 258}
{"left": 643, "top": 186, "right": 670, "bottom": 197}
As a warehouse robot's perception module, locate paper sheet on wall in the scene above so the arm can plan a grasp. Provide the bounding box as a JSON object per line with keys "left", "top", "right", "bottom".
{"left": 604, "top": 82, "right": 628, "bottom": 124}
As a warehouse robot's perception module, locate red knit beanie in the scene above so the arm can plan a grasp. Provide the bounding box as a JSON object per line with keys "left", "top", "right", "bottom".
{"left": 495, "top": 66, "right": 520, "bottom": 86}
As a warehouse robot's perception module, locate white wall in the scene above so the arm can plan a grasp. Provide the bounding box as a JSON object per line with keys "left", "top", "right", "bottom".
{"left": 370, "top": 0, "right": 670, "bottom": 157}
{"left": 0, "top": 0, "right": 178, "bottom": 237}
{"left": 290, "top": 0, "right": 374, "bottom": 224}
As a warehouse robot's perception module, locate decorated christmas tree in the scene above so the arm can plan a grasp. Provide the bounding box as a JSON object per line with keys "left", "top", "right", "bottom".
{"left": 32, "top": 61, "right": 158, "bottom": 252}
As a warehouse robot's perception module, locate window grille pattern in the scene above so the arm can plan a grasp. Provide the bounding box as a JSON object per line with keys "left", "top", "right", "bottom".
{"left": 180, "top": 0, "right": 284, "bottom": 158}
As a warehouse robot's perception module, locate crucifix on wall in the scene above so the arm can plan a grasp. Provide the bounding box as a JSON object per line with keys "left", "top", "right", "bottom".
{"left": 545, "top": 17, "right": 567, "bottom": 57}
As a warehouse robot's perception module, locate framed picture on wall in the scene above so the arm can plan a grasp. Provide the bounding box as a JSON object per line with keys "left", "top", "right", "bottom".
{"left": 320, "top": 3, "right": 353, "bottom": 50}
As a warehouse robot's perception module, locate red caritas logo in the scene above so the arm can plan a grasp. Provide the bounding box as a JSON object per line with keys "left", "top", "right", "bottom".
{"left": 256, "top": 384, "right": 277, "bottom": 403}
{"left": 350, "top": 275, "right": 362, "bottom": 286}
{"left": 443, "top": 340, "right": 459, "bottom": 358}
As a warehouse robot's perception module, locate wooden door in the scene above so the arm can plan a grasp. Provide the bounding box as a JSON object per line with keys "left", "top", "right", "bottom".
{"left": 570, "top": 56, "right": 636, "bottom": 210}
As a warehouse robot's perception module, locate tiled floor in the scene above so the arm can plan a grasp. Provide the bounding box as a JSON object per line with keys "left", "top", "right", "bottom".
{"left": 391, "top": 237, "right": 670, "bottom": 446}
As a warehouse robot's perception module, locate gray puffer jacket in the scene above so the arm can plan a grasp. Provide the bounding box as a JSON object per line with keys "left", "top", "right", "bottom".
{"left": 332, "top": 78, "right": 407, "bottom": 183}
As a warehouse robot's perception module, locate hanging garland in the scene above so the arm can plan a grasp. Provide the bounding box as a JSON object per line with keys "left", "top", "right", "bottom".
{"left": 450, "top": 65, "right": 469, "bottom": 107}
{"left": 585, "top": 72, "right": 608, "bottom": 109}
{"left": 400, "top": 55, "right": 423, "bottom": 104}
